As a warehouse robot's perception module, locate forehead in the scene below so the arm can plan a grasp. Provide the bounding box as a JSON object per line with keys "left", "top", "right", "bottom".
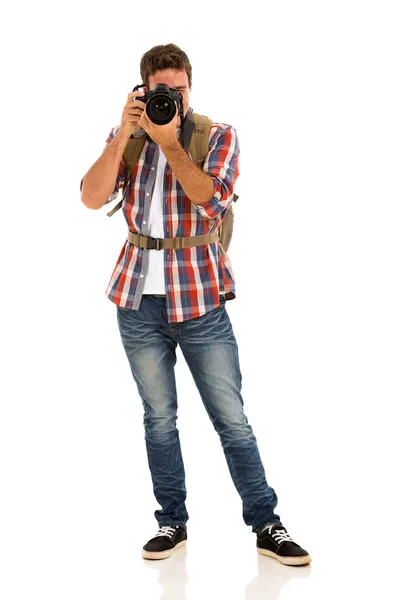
{"left": 149, "top": 68, "right": 189, "bottom": 90}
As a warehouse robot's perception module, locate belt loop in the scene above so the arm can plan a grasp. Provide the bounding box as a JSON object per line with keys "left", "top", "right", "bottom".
{"left": 156, "top": 238, "right": 161, "bottom": 250}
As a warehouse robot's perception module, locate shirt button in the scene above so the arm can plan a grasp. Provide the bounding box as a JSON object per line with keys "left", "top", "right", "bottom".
{"left": 143, "top": 220, "right": 146, "bottom": 224}
{"left": 151, "top": 167, "right": 155, "bottom": 171}
{"left": 140, "top": 274, "right": 144, "bottom": 278}
{"left": 146, "top": 193, "right": 150, "bottom": 197}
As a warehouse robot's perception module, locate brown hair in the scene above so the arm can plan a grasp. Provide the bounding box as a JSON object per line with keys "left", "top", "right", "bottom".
{"left": 140, "top": 43, "right": 192, "bottom": 90}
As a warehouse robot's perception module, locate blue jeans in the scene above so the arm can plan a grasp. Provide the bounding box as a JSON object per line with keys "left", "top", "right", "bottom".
{"left": 116, "top": 294, "right": 280, "bottom": 533}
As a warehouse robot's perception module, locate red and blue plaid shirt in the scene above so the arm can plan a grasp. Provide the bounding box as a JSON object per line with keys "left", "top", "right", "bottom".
{"left": 82, "top": 107, "right": 240, "bottom": 323}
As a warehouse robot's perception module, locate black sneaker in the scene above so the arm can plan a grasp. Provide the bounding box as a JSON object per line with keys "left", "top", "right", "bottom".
{"left": 256, "top": 523, "right": 312, "bottom": 566}
{"left": 142, "top": 525, "right": 187, "bottom": 560}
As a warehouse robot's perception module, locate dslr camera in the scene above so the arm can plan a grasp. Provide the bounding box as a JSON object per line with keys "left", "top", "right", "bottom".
{"left": 133, "top": 83, "right": 185, "bottom": 125}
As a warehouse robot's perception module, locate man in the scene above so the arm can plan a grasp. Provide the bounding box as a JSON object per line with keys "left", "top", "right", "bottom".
{"left": 80, "top": 43, "right": 311, "bottom": 566}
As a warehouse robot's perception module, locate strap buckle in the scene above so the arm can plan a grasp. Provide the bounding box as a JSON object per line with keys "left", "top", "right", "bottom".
{"left": 147, "top": 236, "right": 161, "bottom": 250}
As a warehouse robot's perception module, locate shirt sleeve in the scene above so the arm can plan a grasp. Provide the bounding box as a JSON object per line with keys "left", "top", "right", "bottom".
{"left": 80, "top": 126, "right": 126, "bottom": 205}
{"left": 192, "top": 124, "right": 240, "bottom": 219}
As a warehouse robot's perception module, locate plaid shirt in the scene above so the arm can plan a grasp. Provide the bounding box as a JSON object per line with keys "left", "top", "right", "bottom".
{"left": 81, "top": 107, "right": 240, "bottom": 323}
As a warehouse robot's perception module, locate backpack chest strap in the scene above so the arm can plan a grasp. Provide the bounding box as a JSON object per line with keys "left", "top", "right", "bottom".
{"left": 127, "top": 229, "right": 219, "bottom": 250}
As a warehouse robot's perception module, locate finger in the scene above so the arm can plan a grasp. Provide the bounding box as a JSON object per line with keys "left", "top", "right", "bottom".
{"left": 128, "top": 90, "right": 144, "bottom": 98}
{"left": 127, "top": 108, "right": 143, "bottom": 117}
{"left": 126, "top": 105, "right": 143, "bottom": 116}
{"left": 126, "top": 100, "right": 146, "bottom": 110}
{"left": 127, "top": 91, "right": 145, "bottom": 102}
{"left": 127, "top": 101, "right": 143, "bottom": 111}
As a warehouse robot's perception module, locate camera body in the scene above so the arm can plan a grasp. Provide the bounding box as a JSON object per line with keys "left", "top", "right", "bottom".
{"left": 133, "top": 83, "right": 184, "bottom": 125}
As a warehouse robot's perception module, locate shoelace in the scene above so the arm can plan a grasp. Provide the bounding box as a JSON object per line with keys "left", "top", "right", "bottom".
{"left": 155, "top": 525, "right": 179, "bottom": 539}
{"left": 266, "top": 526, "right": 294, "bottom": 544}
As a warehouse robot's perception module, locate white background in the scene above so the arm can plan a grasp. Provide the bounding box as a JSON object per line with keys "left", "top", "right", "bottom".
{"left": 1, "top": 1, "right": 399, "bottom": 598}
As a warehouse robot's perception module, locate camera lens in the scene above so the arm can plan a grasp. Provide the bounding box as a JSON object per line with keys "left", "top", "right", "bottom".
{"left": 146, "top": 94, "right": 176, "bottom": 125}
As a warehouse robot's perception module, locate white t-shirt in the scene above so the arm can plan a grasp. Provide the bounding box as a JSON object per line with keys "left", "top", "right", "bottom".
{"left": 142, "top": 147, "right": 168, "bottom": 294}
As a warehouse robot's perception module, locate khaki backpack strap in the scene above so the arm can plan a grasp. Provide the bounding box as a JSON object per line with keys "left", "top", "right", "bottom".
{"left": 127, "top": 229, "right": 219, "bottom": 250}
{"left": 106, "top": 198, "right": 123, "bottom": 217}
{"left": 123, "top": 135, "right": 147, "bottom": 184}
{"left": 106, "top": 134, "right": 147, "bottom": 217}
{"left": 189, "top": 115, "right": 239, "bottom": 202}
{"left": 188, "top": 113, "right": 213, "bottom": 168}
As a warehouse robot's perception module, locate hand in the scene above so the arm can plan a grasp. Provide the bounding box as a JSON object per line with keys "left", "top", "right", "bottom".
{"left": 138, "top": 102, "right": 179, "bottom": 149}
{"left": 119, "top": 89, "right": 147, "bottom": 137}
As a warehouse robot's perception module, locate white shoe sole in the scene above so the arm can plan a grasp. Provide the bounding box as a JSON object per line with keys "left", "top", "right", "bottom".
{"left": 142, "top": 539, "right": 187, "bottom": 560}
{"left": 257, "top": 547, "right": 312, "bottom": 566}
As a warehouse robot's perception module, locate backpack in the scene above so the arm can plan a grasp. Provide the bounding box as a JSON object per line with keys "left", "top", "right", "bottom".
{"left": 106, "top": 113, "right": 238, "bottom": 252}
